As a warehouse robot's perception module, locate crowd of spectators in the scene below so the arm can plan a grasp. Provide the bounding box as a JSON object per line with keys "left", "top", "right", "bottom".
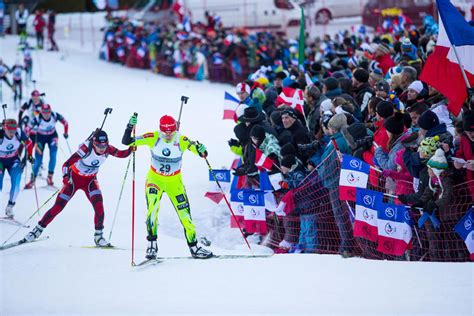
{"left": 99, "top": 11, "right": 473, "bottom": 261}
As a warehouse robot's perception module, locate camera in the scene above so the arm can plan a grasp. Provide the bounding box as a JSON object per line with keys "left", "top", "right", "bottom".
{"left": 181, "top": 95, "right": 189, "bottom": 104}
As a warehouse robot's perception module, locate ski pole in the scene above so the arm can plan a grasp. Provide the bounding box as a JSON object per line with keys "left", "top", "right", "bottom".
{"left": 131, "top": 112, "right": 137, "bottom": 266}
{"left": 203, "top": 156, "right": 252, "bottom": 251}
{"left": 177, "top": 96, "right": 188, "bottom": 131}
{"left": 99, "top": 107, "right": 113, "bottom": 132}
{"left": 2, "top": 103, "right": 7, "bottom": 121}
{"left": 1, "top": 188, "right": 59, "bottom": 245}
{"left": 87, "top": 107, "right": 113, "bottom": 140}
{"left": 65, "top": 137, "right": 72, "bottom": 155}
{"left": 108, "top": 155, "right": 131, "bottom": 243}
{"left": 32, "top": 80, "right": 36, "bottom": 90}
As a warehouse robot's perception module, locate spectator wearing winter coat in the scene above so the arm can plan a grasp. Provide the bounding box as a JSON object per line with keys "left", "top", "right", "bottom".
{"left": 405, "top": 80, "right": 424, "bottom": 108}
{"left": 15, "top": 3, "right": 29, "bottom": 37}
{"left": 33, "top": 10, "right": 46, "bottom": 49}
{"left": 274, "top": 71, "right": 287, "bottom": 95}
{"left": 407, "top": 101, "right": 429, "bottom": 133}
{"left": 317, "top": 113, "right": 355, "bottom": 256}
{"left": 276, "top": 154, "right": 306, "bottom": 251}
{"left": 406, "top": 149, "right": 453, "bottom": 260}
{"left": 399, "top": 136, "right": 440, "bottom": 205}
{"left": 374, "top": 112, "right": 406, "bottom": 171}
{"left": 418, "top": 109, "right": 454, "bottom": 151}
{"left": 280, "top": 108, "right": 311, "bottom": 149}
{"left": 352, "top": 68, "right": 374, "bottom": 117}
{"left": 454, "top": 112, "right": 474, "bottom": 198}
{"left": 305, "top": 85, "right": 327, "bottom": 137}
{"left": 47, "top": 10, "right": 58, "bottom": 51}
{"left": 373, "top": 101, "right": 394, "bottom": 153}
{"left": 382, "top": 149, "right": 414, "bottom": 202}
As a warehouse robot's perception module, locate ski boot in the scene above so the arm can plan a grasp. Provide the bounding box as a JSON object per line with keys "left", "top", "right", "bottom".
{"left": 145, "top": 236, "right": 158, "bottom": 260}
{"left": 189, "top": 242, "right": 213, "bottom": 259}
{"left": 94, "top": 230, "right": 110, "bottom": 247}
{"left": 25, "top": 225, "right": 44, "bottom": 242}
{"left": 5, "top": 201, "right": 15, "bottom": 218}
{"left": 24, "top": 176, "right": 36, "bottom": 189}
{"left": 47, "top": 172, "right": 54, "bottom": 186}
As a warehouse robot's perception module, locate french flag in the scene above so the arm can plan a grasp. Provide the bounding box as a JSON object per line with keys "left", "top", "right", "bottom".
{"left": 243, "top": 190, "right": 268, "bottom": 234}
{"left": 255, "top": 148, "right": 274, "bottom": 172}
{"left": 339, "top": 154, "right": 370, "bottom": 201}
{"left": 204, "top": 169, "right": 231, "bottom": 204}
{"left": 229, "top": 188, "right": 245, "bottom": 228}
{"left": 354, "top": 188, "right": 383, "bottom": 242}
{"left": 275, "top": 87, "right": 305, "bottom": 115}
{"left": 420, "top": 0, "right": 474, "bottom": 116}
{"left": 223, "top": 92, "right": 240, "bottom": 120}
{"left": 454, "top": 207, "right": 474, "bottom": 260}
{"left": 276, "top": 189, "right": 295, "bottom": 216}
{"left": 377, "top": 203, "right": 413, "bottom": 256}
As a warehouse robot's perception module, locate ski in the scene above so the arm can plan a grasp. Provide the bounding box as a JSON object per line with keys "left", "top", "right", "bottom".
{"left": 0, "top": 236, "right": 49, "bottom": 251}
{"left": 157, "top": 254, "right": 274, "bottom": 260}
{"left": 80, "top": 244, "right": 124, "bottom": 250}
{"left": 132, "top": 258, "right": 162, "bottom": 268}
{"left": 0, "top": 216, "right": 30, "bottom": 228}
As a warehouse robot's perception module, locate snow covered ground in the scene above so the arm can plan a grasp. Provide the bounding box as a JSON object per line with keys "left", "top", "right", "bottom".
{"left": 0, "top": 34, "right": 473, "bottom": 316}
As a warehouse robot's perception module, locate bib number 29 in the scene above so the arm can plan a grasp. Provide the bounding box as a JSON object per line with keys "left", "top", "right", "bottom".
{"left": 159, "top": 164, "right": 171, "bottom": 173}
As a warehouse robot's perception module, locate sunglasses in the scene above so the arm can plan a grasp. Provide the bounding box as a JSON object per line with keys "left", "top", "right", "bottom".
{"left": 93, "top": 141, "right": 108, "bottom": 149}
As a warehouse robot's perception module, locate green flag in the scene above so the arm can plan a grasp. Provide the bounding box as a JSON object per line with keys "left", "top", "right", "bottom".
{"left": 298, "top": 7, "right": 305, "bottom": 67}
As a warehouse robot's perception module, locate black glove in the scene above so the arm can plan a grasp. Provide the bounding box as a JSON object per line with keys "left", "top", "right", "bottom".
{"left": 398, "top": 194, "right": 409, "bottom": 205}
{"left": 63, "top": 133, "right": 69, "bottom": 139}
{"left": 228, "top": 138, "right": 240, "bottom": 148}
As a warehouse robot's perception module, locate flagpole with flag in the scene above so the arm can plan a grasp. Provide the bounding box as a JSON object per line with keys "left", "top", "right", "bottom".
{"left": 420, "top": 0, "right": 474, "bottom": 115}
{"left": 298, "top": 7, "right": 305, "bottom": 67}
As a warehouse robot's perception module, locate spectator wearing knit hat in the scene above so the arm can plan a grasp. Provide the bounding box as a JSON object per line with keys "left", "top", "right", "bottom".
{"left": 352, "top": 68, "right": 374, "bottom": 120}
{"left": 418, "top": 110, "right": 454, "bottom": 154}
{"left": 374, "top": 112, "right": 407, "bottom": 172}
{"left": 305, "top": 85, "right": 328, "bottom": 137}
{"left": 317, "top": 112, "right": 355, "bottom": 257}
{"left": 373, "top": 101, "right": 394, "bottom": 153}
{"left": 375, "top": 80, "right": 390, "bottom": 99}
{"left": 274, "top": 71, "right": 287, "bottom": 95}
{"left": 405, "top": 80, "right": 425, "bottom": 108}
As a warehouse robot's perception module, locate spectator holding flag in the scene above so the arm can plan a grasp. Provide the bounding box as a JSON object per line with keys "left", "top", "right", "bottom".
{"left": 317, "top": 113, "right": 355, "bottom": 257}
{"left": 277, "top": 154, "right": 306, "bottom": 251}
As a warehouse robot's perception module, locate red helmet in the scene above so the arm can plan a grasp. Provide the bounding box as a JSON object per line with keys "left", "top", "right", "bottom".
{"left": 31, "top": 90, "right": 40, "bottom": 97}
{"left": 159, "top": 115, "right": 177, "bottom": 134}
{"left": 40, "top": 104, "right": 52, "bottom": 114}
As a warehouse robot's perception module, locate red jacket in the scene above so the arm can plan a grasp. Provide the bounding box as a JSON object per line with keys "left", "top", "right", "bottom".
{"left": 33, "top": 14, "right": 46, "bottom": 33}
{"left": 373, "top": 120, "right": 390, "bottom": 153}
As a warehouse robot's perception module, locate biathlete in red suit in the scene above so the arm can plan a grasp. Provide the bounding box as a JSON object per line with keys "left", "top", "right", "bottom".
{"left": 24, "top": 130, "right": 133, "bottom": 246}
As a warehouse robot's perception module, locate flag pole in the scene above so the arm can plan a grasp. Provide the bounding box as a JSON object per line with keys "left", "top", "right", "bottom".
{"left": 450, "top": 44, "right": 471, "bottom": 89}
